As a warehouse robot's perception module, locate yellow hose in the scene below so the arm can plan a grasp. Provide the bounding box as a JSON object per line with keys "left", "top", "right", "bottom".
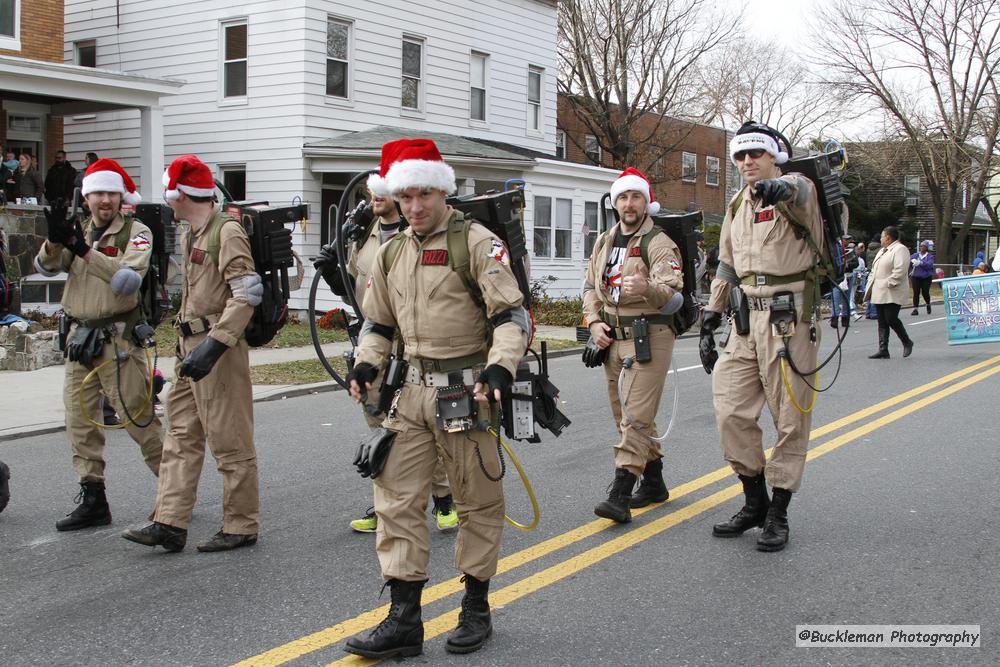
{"left": 779, "top": 357, "right": 818, "bottom": 414}
{"left": 78, "top": 347, "right": 155, "bottom": 429}
{"left": 489, "top": 427, "right": 540, "bottom": 531}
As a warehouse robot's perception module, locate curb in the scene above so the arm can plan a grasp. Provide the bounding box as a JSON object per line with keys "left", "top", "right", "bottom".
{"left": 0, "top": 344, "right": 587, "bottom": 442}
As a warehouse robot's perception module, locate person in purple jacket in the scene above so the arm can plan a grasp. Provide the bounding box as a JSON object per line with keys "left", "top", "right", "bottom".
{"left": 910, "top": 239, "right": 935, "bottom": 315}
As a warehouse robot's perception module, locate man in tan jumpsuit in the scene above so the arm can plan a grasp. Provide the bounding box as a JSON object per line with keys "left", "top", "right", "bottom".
{"left": 582, "top": 167, "right": 685, "bottom": 524}
{"left": 700, "top": 121, "right": 824, "bottom": 552}
{"left": 35, "top": 158, "right": 162, "bottom": 531}
{"left": 343, "top": 139, "right": 529, "bottom": 659}
{"left": 122, "top": 154, "right": 263, "bottom": 553}
{"left": 339, "top": 179, "right": 457, "bottom": 533}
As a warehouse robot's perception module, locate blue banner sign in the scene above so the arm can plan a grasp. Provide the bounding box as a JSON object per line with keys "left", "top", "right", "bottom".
{"left": 941, "top": 274, "right": 1000, "bottom": 345}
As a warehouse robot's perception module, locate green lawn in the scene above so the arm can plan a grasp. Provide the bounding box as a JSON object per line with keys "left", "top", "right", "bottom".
{"left": 155, "top": 317, "right": 348, "bottom": 355}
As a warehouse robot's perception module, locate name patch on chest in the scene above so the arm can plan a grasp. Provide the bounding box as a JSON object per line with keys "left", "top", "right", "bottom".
{"left": 422, "top": 249, "right": 449, "bottom": 266}
{"left": 98, "top": 246, "right": 119, "bottom": 258}
{"left": 190, "top": 248, "right": 207, "bottom": 265}
{"left": 754, "top": 209, "right": 775, "bottom": 224}
{"left": 628, "top": 246, "right": 643, "bottom": 257}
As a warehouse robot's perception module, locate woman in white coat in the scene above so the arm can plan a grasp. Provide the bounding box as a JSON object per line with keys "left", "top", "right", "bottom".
{"left": 862, "top": 225, "right": 914, "bottom": 359}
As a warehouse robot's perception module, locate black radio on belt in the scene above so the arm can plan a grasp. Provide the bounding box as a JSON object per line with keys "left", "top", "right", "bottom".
{"left": 377, "top": 356, "right": 409, "bottom": 416}
{"left": 730, "top": 287, "right": 750, "bottom": 336}
{"left": 632, "top": 316, "right": 651, "bottom": 363}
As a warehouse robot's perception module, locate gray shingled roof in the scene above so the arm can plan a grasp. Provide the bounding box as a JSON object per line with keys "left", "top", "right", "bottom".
{"left": 303, "top": 126, "right": 539, "bottom": 162}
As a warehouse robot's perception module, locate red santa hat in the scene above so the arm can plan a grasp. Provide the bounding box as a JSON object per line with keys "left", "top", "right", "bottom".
{"left": 609, "top": 167, "right": 660, "bottom": 215}
{"left": 81, "top": 158, "right": 142, "bottom": 205}
{"left": 382, "top": 138, "right": 456, "bottom": 196}
{"left": 162, "top": 154, "right": 216, "bottom": 201}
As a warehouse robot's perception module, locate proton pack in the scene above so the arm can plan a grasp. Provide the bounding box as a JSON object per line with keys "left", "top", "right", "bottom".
{"left": 131, "top": 203, "right": 176, "bottom": 326}
{"left": 221, "top": 201, "right": 305, "bottom": 346}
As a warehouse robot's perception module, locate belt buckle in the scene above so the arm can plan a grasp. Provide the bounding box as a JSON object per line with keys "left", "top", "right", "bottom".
{"left": 755, "top": 275, "right": 766, "bottom": 286}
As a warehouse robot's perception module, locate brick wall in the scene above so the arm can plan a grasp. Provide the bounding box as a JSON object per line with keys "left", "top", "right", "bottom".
{"left": 0, "top": 0, "right": 65, "bottom": 61}
{"left": 558, "top": 94, "right": 728, "bottom": 218}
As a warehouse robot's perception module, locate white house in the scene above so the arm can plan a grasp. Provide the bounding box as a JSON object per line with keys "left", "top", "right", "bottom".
{"left": 62, "top": 0, "right": 617, "bottom": 307}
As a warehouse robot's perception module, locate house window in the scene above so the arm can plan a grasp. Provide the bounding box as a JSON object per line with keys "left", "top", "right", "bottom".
{"left": 0, "top": 0, "right": 16, "bottom": 39}
{"left": 904, "top": 175, "right": 920, "bottom": 206}
{"left": 401, "top": 36, "right": 423, "bottom": 110}
{"left": 534, "top": 196, "right": 552, "bottom": 257}
{"left": 326, "top": 18, "right": 350, "bottom": 98}
{"left": 585, "top": 135, "right": 601, "bottom": 165}
{"left": 470, "top": 52, "right": 487, "bottom": 121}
{"left": 584, "top": 201, "right": 605, "bottom": 258}
{"left": 682, "top": 152, "right": 697, "bottom": 182}
{"left": 706, "top": 156, "right": 720, "bottom": 186}
{"left": 220, "top": 165, "right": 247, "bottom": 201}
{"left": 555, "top": 198, "right": 572, "bottom": 258}
{"left": 653, "top": 157, "right": 665, "bottom": 180}
{"left": 222, "top": 20, "right": 248, "bottom": 98}
{"left": 555, "top": 130, "right": 565, "bottom": 159}
{"left": 527, "top": 67, "right": 543, "bottom": 132}
{"left": 75, "top": 40, "right": 96, "bottom": 68}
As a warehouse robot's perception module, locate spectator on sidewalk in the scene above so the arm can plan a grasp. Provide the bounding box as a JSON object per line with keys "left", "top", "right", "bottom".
{"left": 14, "top": 153, "right": 45, "bottom": 203}
{"left": 2, "top": 151, "right": 20, "bottom": 203}
{"left": 73, "top": 152, "right": 100, "bottom": 195}
{"left": 45, "top": 150, "right": 78, "bottom": 204}
{"left": 909, "top": 239, "right": 935, "bottom": 315}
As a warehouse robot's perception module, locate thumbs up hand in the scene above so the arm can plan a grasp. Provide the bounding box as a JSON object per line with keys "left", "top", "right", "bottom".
{"left": 622, "top": 263, "right": 649, "bottom": 298}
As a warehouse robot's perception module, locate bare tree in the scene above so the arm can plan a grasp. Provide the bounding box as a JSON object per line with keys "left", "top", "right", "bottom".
{"left": 699, "top": 42, "right": 846, "bottom": 147}
{"left": 558, "top": 0, "right": 742, "bottom": 178}
{"left": 813, "top": 0, "right": 1000, "bottom": 265}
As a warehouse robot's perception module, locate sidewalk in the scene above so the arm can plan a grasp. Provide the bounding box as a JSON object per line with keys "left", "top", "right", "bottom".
{"left": 0, "top": 325, "right": 580, "bottom": 442}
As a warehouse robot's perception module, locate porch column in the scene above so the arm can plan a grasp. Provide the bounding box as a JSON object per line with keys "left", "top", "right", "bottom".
{"left": 139, "top": 105, "right": 165, "bottom": 202}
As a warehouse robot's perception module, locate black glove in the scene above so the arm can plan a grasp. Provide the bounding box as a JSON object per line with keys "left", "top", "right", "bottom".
{"left": 582, "top": 335, "right": 610, "bottom": 368}
{"left": 477, "top": 364, "right": 513, "bottom": 404}
{"left": 347, "top": 362, "right": 378, "bottom": 401}
{"left": 754, "top": 179, "right": 793, "bottom": 207}
{"left": 177, "top": 336, "right": 229, "bottom": 382}
{"left": 313, "top": 243, "right": 347, "bottom": 295}
{"left": 699, "top": 310, "right": 722, "bottom": 375}
{"left": 64, "top": 218, "right": 90, "bottom": 259}
{"left": 44, "top": 202, "right": 71, "bottom": 245}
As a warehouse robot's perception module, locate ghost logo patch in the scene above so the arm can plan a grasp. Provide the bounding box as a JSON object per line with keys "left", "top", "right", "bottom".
{"left": 488, "top": 239, "right": 510, "bottom": 266}
{"left": 422, "top": 249, "right": 448, "bottom": 266}
{"left": 754, "top": 209, "right": 775, "bottom": 224}
{"left": 130, "top": 231, "right": 152, "bottom": 251}
{"left": 669, "top": 259, "right": 682, "bottom": 274}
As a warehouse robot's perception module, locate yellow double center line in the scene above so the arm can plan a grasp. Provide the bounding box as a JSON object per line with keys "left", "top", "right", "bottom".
{"left": 236, "top": 354, "right": 1000, "bottom": 667}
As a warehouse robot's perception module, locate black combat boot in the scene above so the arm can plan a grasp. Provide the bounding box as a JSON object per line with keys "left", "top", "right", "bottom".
{"left": 594, "top": 468, "right": 637, "bottom": 523}
{"left": 344, "top": 579, "right": 425, "bottom": 659}
{"left": 121, "top": 521, "right": 188, "bottom": 552}
{"left": 712, "top": 473, "right": 770, "bottom": 537}
{"left": 445, "top": 575, "right": 493, "bottom": 654}
{"left": 56, "top": 481, "right": 111, "bottom": 531}
{"left": 756, "top": 487, "right": 792, "bottom": 552}
{"left": 630, "top": 458, "right": 669, "bottom": 508}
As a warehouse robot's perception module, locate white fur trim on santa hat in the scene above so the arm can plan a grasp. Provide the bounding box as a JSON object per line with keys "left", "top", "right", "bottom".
{"left": 385, "top": 159, "right": 456, "bottom": 195}
{"left": 161, "top": 170, "right": 215, "bottom": 200}
{"left": 729, "top": 131, "right": 788, "bottom": 165}
{"left": 610, "top": 173, "right": 660, "bottom": 215}
{"left": 82, "top": 170, "right": 142, "bottom": 205}
{"left": 367, "top": 173, "right": 390, "bottom": 197}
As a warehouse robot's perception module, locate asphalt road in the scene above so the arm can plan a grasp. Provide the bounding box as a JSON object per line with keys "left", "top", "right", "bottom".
{"left": 1, "top": 311, "right": 996, "bottom": 666}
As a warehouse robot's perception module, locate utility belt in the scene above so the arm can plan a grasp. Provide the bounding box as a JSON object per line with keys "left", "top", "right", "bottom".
{"left": 739, "top": 270, "right": 816, "bottom": 322}
{"left": 745, "top": 294, "right": 802, "bottom": 311}
{"left": 175, "top": 313, "right": 220, "bottom": 338}
{"left": 72, "top": 306, "right": 143, "bottom": 336}
{"left": 600, "top": 311, "right": 672, "bottom": 340}
{"left": 404, "top": 365, "right": 481, "bottom": 388}
{"left": 62, "top": 306, "right": 144, "bottom": 365}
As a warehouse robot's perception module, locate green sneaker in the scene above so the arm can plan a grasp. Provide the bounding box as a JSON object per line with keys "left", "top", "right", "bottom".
{"left": 433, "top": 494, "right": 459, "bottom": 532}
{"left": 350, "top": 508, "right": 377, "bottom": 533}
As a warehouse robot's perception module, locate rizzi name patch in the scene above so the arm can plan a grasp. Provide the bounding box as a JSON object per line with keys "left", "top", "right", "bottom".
{"left": 422, "top": 249, "right": 448, "bottom": 265}
{"left": 754, "top": 209, "right": 775, "bottom": 223}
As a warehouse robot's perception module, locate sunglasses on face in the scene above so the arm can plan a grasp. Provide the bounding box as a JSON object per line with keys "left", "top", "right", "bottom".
{"left": 734, "top": 148, "right": 767, "bottom": 161}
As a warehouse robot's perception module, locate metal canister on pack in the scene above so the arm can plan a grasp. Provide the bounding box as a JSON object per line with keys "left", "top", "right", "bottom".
{"left": 730, "top": 287, "right": 750, "bottom": 336}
